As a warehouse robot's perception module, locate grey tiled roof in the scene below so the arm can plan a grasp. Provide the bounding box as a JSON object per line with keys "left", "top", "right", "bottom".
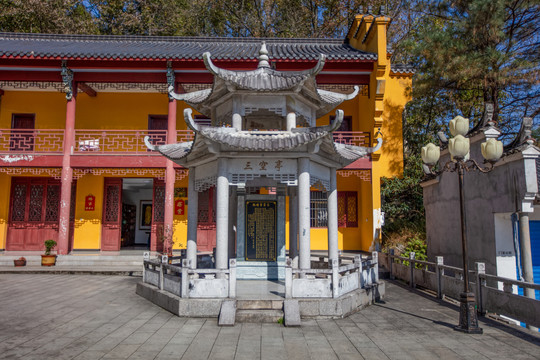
{"left": 0, "top": 33, "right": 377, "bottom": 61}
{"left": 390, "top": 63, "right": 415, "bottom": 74}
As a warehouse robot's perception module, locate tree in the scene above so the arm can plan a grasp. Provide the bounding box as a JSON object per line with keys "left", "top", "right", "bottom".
{"left": 0, "top": 0, "right": 97, "bottom": 34}
{"left": 398, "top": 0, "right": 539, "bottom": 138}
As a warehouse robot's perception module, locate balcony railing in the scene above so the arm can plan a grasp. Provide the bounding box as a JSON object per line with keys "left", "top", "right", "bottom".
{"left": 332, "top": 131, "right": 370, "bottom": 147}
{"left": 0, "top": 129, "right": 64, "bottom": 155}
{"left": 74, "top": 129, "right": 170, "bottom": 155}
{"left": 0, "top": 129, "right": 370, "bottom": 155}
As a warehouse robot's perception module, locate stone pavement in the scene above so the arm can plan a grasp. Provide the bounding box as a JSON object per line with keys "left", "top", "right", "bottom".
{"left": 0, "top": 274, "right": 539, "bottom": 360}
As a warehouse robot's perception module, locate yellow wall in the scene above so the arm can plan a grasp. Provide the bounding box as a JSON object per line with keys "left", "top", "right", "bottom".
{"left": 0, "top": 91, "right": 66, "bottom": 129}
{"left": 73, "top": 174, "right": 104, "bottom": 249}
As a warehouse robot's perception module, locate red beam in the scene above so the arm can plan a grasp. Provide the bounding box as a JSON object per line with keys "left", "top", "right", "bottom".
{"left": 0, "top": 156, "right": 63, "bottom": 167}
{"left": 78, "top": 82, "right": 97, "bottom": 97}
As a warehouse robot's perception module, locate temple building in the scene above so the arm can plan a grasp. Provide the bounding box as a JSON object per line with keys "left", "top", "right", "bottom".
{"left": 0, "top": 12, "right": 412, "bottom": 261}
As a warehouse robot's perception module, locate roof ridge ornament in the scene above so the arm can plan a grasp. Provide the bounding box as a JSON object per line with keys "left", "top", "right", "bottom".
{"left": 258, "top": 42, "right": 270, "bottom": 69}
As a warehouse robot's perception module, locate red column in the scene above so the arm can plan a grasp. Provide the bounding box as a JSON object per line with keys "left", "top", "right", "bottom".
{"left": 58, "top": 86, "right": 77, "bottom": 255}
{"left": 163, "top": 98, "right": 177, "bottom": 254}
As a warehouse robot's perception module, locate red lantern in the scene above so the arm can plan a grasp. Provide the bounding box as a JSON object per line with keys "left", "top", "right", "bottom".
{"left": 175, "top": 199, "right": 185, "bottom": 215}
{"left": 85, "top": 194, "right": 95, "bottom": 211}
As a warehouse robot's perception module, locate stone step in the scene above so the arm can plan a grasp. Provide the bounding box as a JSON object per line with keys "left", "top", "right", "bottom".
{"left": 236, "top": 299, "right": 283, "bottom": 310}
{"left": 236, "top": 309, "right": 284, "bottom": 323}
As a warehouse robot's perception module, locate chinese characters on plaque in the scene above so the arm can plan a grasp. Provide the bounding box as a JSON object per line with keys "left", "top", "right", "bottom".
{"left": 245, "top": 201, "right": 277, "bottom": 261}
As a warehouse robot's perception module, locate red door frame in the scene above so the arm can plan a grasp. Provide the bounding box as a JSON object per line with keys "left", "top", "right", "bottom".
{"left": 197, "top": 186, "right": 217, "bottom": 252}
{"left": 151, "top": 179, "right": 165, "bottom": 252}
{"left": 101, "top": 178, "right": 122, "bottom": 251}
{"left": 6, "top": 177, "right": 60, "bottom": 251}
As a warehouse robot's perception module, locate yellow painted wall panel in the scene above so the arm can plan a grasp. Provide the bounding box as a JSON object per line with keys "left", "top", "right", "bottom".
{"left": 73, "top": 175, "right": 104, "bottom": 249}
{"left": 0, "top": 91, "right": 66, "bottom": 129}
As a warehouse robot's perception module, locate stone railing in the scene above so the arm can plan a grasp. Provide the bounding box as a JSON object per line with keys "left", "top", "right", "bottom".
{"left": 379, "top": 250, "right": 540, "bottom": 328}
{"left": 285, "top": 252, "right": 378, "bottom": 298}
{"left": 143, "top": 257, "right": 236, "bottom": 299}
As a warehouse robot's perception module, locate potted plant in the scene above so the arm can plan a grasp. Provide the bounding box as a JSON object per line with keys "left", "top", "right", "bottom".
{"left": 13, "top": 256, "right": 26, "bottom": 267}
{"left": 41, "top": 239, "right": 57, "bottom": 266}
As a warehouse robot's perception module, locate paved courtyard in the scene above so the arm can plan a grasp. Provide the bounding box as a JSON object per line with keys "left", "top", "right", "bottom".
{"left": 0, "top": 274, "right": 539, "bottom": 359}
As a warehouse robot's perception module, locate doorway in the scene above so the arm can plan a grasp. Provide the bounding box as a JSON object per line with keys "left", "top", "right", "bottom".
{"left": 121, "top": 178, "right": 153, "bottom": 250}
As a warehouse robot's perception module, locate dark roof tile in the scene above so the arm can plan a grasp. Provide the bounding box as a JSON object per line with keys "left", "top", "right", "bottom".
{"left": 0, "top": 32, "right": 377, "bottom": 61}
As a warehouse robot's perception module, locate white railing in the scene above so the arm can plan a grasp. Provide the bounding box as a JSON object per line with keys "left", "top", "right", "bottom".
{"left": 285, "top": 252, "right": 379, "bottom": 298}
{"left": 379, "top": 250, "right": 540, "bottom": 328}
{"left": 143, "top": 257, "right": 236, "bottom": 299}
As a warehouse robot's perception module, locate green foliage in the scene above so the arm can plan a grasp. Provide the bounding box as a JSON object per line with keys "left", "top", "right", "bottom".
{"left": 44, "top": 239, "right": 57, "bottom": 255}
{"left": 402, "top": 237, "right": 427, "bottom": 268}
{"left": 381, "top": 153, "right": 425, "bottom": 241}
{"left": 277, "top": 317, "right": 284, "bottom": 325}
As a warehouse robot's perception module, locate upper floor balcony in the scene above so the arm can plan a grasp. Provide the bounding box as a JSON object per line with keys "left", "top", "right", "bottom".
{"left": 0, "top": 129, "right": 371, "bottom": 168}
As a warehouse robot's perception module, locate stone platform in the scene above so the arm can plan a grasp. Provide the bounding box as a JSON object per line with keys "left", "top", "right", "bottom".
{"left": 136, "top": 279, "right": 384, "bottom": 323}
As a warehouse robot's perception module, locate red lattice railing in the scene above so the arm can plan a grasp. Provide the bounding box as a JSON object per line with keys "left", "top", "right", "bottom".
{"left": 0, "top": 129, "right": 369, "bottom": 156}
{"left": 177, "top": 130, "right": 195, "bottom": 143}
{"left": 74, "top": 129, "right": 168, "bottom": 155}
{"left": 0, "top": 129, "right": 64, "bottom": 154}
{"left": 332, "top": 131, "right": 371, "bottom": 147}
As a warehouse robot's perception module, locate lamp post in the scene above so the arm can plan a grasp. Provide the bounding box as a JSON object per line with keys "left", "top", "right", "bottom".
{"left": 422, "top": 116, "right": 503, "bottom": 334}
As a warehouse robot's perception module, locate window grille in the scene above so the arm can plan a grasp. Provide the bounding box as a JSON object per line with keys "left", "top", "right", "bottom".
{"left": 338, "top": 191, "right": 358, "bottom": 228}
{"left": 310, "top": 191, "right": 328, "bottom": 228}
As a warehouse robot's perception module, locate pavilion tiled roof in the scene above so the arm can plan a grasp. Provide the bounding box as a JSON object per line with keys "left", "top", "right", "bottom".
{"left": 0, "top": 33, "right": 377, "bottom": 61}
{"left": 390, "top": 63, "right": 415, "bottom": 74}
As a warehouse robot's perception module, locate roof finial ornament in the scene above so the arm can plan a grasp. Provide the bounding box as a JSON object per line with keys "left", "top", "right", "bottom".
{"left": 258, "top": 42, "right": 270, "bottom": 69}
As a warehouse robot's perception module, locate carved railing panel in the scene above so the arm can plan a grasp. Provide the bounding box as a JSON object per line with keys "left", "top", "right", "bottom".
{"left": 74, "top": 129, "right": 167, "bottom": 155}
{"left": 0, "top": 129, "right": 64, "bottom": 154}
{"left": 333, "top": 131, "right": 370, "bottom": 147}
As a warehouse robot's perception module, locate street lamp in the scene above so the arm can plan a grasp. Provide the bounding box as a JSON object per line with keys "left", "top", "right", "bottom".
{"left": 422, "top": 116, "right": 503, "bottom": 334}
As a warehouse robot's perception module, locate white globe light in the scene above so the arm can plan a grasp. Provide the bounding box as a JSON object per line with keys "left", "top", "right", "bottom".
{"left": 449, "top": 116, "right": 469, "bottom": 137}
{"left": 448, "top": 135, "right": 470, "bottom": 159}
{"left": 481, "top": 138, "right": 503, "bottom": 162}
{"left": 421, "top": 143, "right": 441, "bottom": 165}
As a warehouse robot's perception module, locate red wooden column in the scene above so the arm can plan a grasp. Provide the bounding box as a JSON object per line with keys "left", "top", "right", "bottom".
{"left": 58, "top": 68, "right": 76, "bottom": 255}
{"left": 163, "top": 98, "right": 177, "bottom": 253}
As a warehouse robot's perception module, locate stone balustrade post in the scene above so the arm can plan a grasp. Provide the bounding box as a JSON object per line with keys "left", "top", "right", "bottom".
{"left": 285, "top": 258, "right": 293, "bottom": 299}
{"left": 436, "top": 256, "right": 444, "bottom": 299}
{"left": 332, "top": 258, "right": 339, "bottom": 298}
{"left": 372, "top": 251, "right": 379, "bottom": 283}
{"left": 409, "top": 252, "right": 416, "bottom": 288}
{"left": 354, "top": 255, "right": 362, "bottom": 290}
{"left": 229, "top": 259, "right": 236, "bottom": 298}
{"left": 181, "top": 259, "right": 189, "bottom": 298}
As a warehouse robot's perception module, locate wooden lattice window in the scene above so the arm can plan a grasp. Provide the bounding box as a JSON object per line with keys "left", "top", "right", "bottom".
{"left": 153, "top": 183, "right": 165, "bottom": 223}
{"left": 9, "top": 178, "right": 61, "bottom": 223}
{"left": 338, "top": 191, "right": 358, "bottom": 228}
{"left": 198, "top": 187, "right": 216, "bottom": 225}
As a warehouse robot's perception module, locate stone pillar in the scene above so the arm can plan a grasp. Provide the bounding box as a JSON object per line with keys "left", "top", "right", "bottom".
{"left": 298, "top": 157, "right": 311, "bottom": 271}
{"left": 519, "top": 212, "right": 535, "bottom": 299}
{"left": 236, "top": 185, "right": 246, "bottom": 260}
{"left": 289, "top": 187, "right": 298, "bottom": 268}
{"left": 163, "top": 98, "right": 177, "bottom": 254}
{"left": 228, "top": 187, "right": 237, "bottom": 259}
{"left": 186, "top": 167, "right": 198, "bottom": 268}
{"left": 327, "top": 167, "right": 338, "bottom": 265}
{"left": 216, "top": 158, "right": 229, "bottom": 272}
{"left": 286, "top": 112, "right": 296, "bottom": 131}
{"left": 58, "top": 86, "right": 77, "bottom": 255}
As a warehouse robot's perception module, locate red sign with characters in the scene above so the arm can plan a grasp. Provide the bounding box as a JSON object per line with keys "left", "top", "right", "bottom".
{"left": 85, "top": 194, "right": 95, "bottom": 211}
{"left": 175, "top": 199, "right": 185, "bottom": 215}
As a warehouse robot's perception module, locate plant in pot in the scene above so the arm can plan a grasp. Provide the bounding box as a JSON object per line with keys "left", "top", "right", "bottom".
{"left": 13, "top": 256, "right": 26, "bottom": 267}
{"left": 41, "top": 239, "right": 57, "bottom": 266}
